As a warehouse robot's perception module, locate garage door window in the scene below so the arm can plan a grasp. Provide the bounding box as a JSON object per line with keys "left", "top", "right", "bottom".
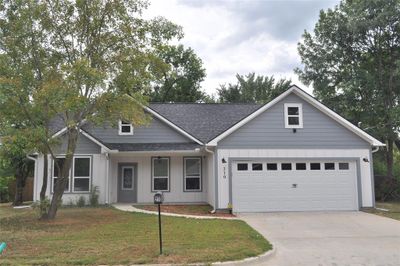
{"left": 296, "top": 163, "right": 306, "bottom": 170}
{"left": 237, "top": 163, "right": 248, "bottom": 171}
{"left": 267, "top": 163, "right": 278, "bottom": 170}
{"left": 281, "top": 163, "right": 292, "bottom": 170}
{"left": 324, "top": 163, "right": 335, "bottom": 170}
{"left": 339, "top": 163, "right": 349, "bottom": 170}
{"left": 252, "top": 163, "right": 263, "bottom": 171}
{"left": 310, "top": 163, "right": 321, "bottom": 170}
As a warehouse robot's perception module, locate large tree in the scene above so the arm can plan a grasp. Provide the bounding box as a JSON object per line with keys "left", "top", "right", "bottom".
{"left": 0, "top": 0, "right": 182, "bottom": 219}
{"left": 149, "top": 44, "right": 207, "bottom": 102}
{"left": 296, "top": 0, "right": 400, "bottom": 178}
{"left": 217, "top": 73, "right": 291, "bottom": 103}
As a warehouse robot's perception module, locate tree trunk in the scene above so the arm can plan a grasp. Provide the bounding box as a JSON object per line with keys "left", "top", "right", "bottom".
{"left": 40, "top": 154, "right": 48, "bottom": 201}
{"left": 13, "top": 169, "right": 25, "bottom": 206}
{"left": 46, "top": 128, "right": 79, "bottom": 220}
{"left": 386, "top": 140, "right": 394, "bottom": 178}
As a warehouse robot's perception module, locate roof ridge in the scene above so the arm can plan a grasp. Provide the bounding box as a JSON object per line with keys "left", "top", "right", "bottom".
{"left": 149, "top": 102, "right": 261, "bottom": 105}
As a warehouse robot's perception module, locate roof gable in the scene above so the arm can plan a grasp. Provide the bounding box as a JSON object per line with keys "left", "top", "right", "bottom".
{"left": 207, "top": 85, "right": 385, "bottom": 147}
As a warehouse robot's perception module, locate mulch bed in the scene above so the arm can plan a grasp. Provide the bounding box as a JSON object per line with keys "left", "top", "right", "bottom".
{"left": 135, "top": 204, "right": 236, "bottom": 217}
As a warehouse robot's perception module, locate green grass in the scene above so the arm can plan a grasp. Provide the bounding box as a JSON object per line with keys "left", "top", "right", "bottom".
{"left": 364, "top": 201, "right": 400, "bottom": 221}
{"left": 0, "top": 205, "right": 271, "bottom": 265}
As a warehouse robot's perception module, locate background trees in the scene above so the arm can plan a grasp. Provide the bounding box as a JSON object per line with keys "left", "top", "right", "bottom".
{"left": 149, "top": 44, "right": 207, "bottom": 102}
{"left": 0, "top": 0, "right": 182, "bottom": 219}
{"left": 296, "top": 0, "right": 400, "bottom": 178}
{"left": 217, "top": 73, "right": 291, "bottom": 103}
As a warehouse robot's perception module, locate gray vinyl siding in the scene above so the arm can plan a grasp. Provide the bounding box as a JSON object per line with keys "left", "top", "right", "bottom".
{"left": 53, "top": 134, "right": 101, "bottom": 154}
{"left": 83, "top": 116, "right": 191, "bottom": 144}
{"left": 218, "top": 93, "right": 370, "bottom": 149}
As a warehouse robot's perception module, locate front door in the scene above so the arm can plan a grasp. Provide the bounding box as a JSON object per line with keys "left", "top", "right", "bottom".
{"left": 117, "top": 163, "right": 137, "bottom": 203}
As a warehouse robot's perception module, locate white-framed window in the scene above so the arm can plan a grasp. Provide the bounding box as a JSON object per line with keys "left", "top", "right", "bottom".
{"left": 52, "top": 157, "right": 70, "bottom": 192}
{"left": 72, "top": 156, "right": 91, "bottom": 192}
{"left": 121, "top": 166, "right": 134, "bottom": 190}
{"left": 184, "top": 157, "right": 202, "bottom": 192}
{"left": 152, "top": 157, "right": 169, "bottom": 192}
{"left": 118, "top": 120, "right": 134, "bottom": 135}
{"left": 284, "top": 103, "right": 303, "bottom": 128}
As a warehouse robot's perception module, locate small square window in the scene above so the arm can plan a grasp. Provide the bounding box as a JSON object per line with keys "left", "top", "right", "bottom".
{"left": 288, "top": 117, "right": 299, "bottom": 125}
{"left": 267, "top": 163, "right": 278, "bottom": 170}
{"left": 284, "top": 103, "right": 303, "bottom": 128}
{"left": 281, "top": 163, "right": 292, "bottom": 170}
{"left": 237, "top": 163, "right": 248, "bottom": 171}
{"left": 252, "top": 163, "right": 263, "bottom": 171}
{"left": 339, "top": 163, "right": 349, "bottom": 170}
{"left": 288, "top": 107, "right": 299, "bottom": 115}
{"left": 119, "top": 120, "right": 133, "bottom": 135}
{"left": 296, "top": 163, "right": 306, "bottom": 170}
{"left": 325, "top": 163, "right": 335, "bottom": 170}
{"left": 310, "top": 163, "right": 321, "bottom": 170}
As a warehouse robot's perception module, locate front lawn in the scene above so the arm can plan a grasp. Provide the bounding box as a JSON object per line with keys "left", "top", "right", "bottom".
{"left": 364, "top": 201, "right": 400, "bottom": 221}
{"left": 0, "top": 205, "right": 271, "bottom": 265}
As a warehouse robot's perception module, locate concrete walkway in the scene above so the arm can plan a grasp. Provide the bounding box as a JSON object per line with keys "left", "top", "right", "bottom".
{"left": 112, "top": 203, "right": 239, "bottom": 220}
{"left": 239, "top": 211, "right": 400, "bottom": 266}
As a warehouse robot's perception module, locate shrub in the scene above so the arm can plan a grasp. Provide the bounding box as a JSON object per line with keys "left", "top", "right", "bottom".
{"left": 0, "top": 176, "right": 13, "bottom": 203}
{"left": 32, "top": 197, "right": 50, "bottom": 218}
{"left": 89, "top": 186, "right": 99, "bottom": 207}
{"left": 76, "top": 196, "right": 86, "bottom": 207}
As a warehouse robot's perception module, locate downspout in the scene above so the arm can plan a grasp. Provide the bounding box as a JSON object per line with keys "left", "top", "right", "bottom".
{"left": 26, "top": 155, "right": 38, "bottom": 202}
{"left": 204, "top": 146, "right": 216, "bottom": 214}
{"left": 372, "top": 146, "right": 380, "bottom": 153}
{"left": 105, "top": 153, "right": 110, "bottom": 205}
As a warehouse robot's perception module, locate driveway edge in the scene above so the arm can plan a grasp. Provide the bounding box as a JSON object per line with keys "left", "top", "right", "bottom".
{"left": 212, "top": 246, "right": 276, "bottom": 265}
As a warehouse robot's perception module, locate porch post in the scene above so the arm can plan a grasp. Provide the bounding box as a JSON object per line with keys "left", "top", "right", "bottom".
{"left": 105, "top": 153, "right": 110, "bottom": 204}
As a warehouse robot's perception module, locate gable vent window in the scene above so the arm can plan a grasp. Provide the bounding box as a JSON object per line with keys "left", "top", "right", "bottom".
{"left": 118, "top": 120, "right": 133, "bottom": 135}
{"left": 284, "top": 103, "right": 303, "bottom": 128}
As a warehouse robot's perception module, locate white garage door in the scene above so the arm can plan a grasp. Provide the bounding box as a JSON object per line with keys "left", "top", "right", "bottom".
{"left": 232, "top": 160, "right": 358, "bottom": 212}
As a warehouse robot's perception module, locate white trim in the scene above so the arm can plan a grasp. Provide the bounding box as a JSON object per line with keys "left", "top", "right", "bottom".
{"left": 121, "top": 166, "right": 134, "bottom": 190}
{"left": 284, "top": 103, "right": 303, "bottom": 128}
{"left": 207, "top": 85, "right": 385, "bottom": 146}
{"left": 145, "top": 106, "right": 204, "bottom": 145}
{"left": 118, "top": 120, "right": 134, "bottom": 135}
{"left": 183, "top": 157, "right": 202, "bottom": 192}
{"left": 72, "top": 156, "right": 92, "bottom": 193}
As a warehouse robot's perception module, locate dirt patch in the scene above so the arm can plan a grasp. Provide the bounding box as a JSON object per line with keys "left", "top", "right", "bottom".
{"left": 135, "top": 204, "right": 235, "bottom": 217}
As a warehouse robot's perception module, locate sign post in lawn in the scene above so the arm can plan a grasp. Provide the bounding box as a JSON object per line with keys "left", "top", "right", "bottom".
{"left": 153, "top": 192, "right": 164, "bottom": 255}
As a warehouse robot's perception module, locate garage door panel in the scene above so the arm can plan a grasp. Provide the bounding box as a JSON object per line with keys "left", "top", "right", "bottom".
{"left": 232, "top": 160, "right": 358, "bottom": 212}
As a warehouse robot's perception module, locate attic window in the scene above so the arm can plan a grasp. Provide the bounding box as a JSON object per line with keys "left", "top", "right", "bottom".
{"left": 118, "top": 120, "right": 133, "bottom": 135}
{"left": 284, "top": 103, "right": 303, "bottom": 128}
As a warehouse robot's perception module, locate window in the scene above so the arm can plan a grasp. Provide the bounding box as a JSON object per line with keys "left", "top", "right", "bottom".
{"left": 121, "top": 166, "right": 134, "bottom": 190}
{"left": 73, "top": 157, "right": 91, "bottom": 192}
{"left": 52, "top": 157, "right": 69, "bottom": 192}
{"left": 325, "top": 163, "right": 335, "bottom": 170}
{"left": 281, "top": 163, "right": 292, "bottom": 170}
{"left": 310, "top": 163, "right": 321, "bottom": 170}
{"left": 284, "top": 103, "right": 303, "bottom": 128}
{"left": 184, "top": 158, "right": 201, "bottom": 191}
{"left": 296, "top": 163, "right": 306, "bottom": 170}
{"left": 237, "top": 163, "right": 248, "bottom": 171}
{"left": 152, "top": 157, "right": 169, "bottom": 191}
{"left": 339, "top": 163, "right": 349, "bottom": 170}
{"left": 267, "top": 163, "right": 278, "bottom": 170}
{"left": 252, "top": 163, "right": 263, "bottom": 171}
{"left": 118, "top": 120, "right": 133, "bottom": 135}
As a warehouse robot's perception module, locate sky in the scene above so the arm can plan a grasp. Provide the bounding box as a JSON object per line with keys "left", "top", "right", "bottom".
{"left": 144, "top": 0, "right": 340, "bottom": 96}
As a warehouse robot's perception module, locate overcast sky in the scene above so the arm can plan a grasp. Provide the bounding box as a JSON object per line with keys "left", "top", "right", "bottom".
{"left": 145, "top": 0, "right": 340, "bottom": 95}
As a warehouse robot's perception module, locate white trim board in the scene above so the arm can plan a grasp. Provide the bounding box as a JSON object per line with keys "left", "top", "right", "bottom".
{"left": 207, "top": 85, "right": 385, "bottom": 147}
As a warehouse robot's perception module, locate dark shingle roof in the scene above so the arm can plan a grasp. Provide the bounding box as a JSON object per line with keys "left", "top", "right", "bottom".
{"left": 149, "top": 103, "right": 262, "bottom": 143}
{"left": 105, "top": 142, "right": 201, "bottom": 151}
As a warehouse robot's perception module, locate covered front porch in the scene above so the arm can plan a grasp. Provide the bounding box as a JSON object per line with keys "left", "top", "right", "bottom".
{"left": 105, "top": 147, "right": 215, "bottom": 206}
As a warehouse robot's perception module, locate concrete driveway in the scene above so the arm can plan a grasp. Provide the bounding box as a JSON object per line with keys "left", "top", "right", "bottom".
{"left": 239, "top": 212, "right": 400, "bottom": 266}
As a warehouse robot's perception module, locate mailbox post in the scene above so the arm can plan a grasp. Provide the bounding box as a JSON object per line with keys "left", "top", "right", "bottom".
{"left": 154, "top": 191, "right": 163, "bottom": 254}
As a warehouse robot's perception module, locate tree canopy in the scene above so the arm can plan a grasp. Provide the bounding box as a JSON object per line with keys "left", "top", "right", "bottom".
{"left": 217, "top": 73, "right": 291, "bottom": 103}
{"left": 0, "top": 0, "right": 183, "bottom": 218}
{"left": 296, "top": 0, "right": 400, "bottom": 177}
{"left": 149, "top": 44, "right": 207, "bottom": 102}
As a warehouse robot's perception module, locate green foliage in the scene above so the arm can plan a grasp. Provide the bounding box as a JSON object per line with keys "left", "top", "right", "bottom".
{"left": 296, "top": 0, "right": 400, "bottom": 171}
{"left": 76, "top": 196, "right": 86, "bottom": 208}
{"left": 0, "top": 176, "right": 14, "bottom": 203}
{"left": 32, "top": 197, "right": 50, "bottom": 218}
{"left": 374, "top": 150, "right": 400, "bottom": 178}
{"left": 89, "top": 186, "right": 99, "bottom": 207}
{"left": 217, "top": 73, "right": 291, "bottom": 103}
{"left": 149, "top": 44, "right": 207, "bottom": 102}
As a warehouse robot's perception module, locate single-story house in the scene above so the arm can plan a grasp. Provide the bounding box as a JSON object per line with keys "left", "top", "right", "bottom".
{"left": 32, "top": 85, "right": 385, "bottom": 212}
